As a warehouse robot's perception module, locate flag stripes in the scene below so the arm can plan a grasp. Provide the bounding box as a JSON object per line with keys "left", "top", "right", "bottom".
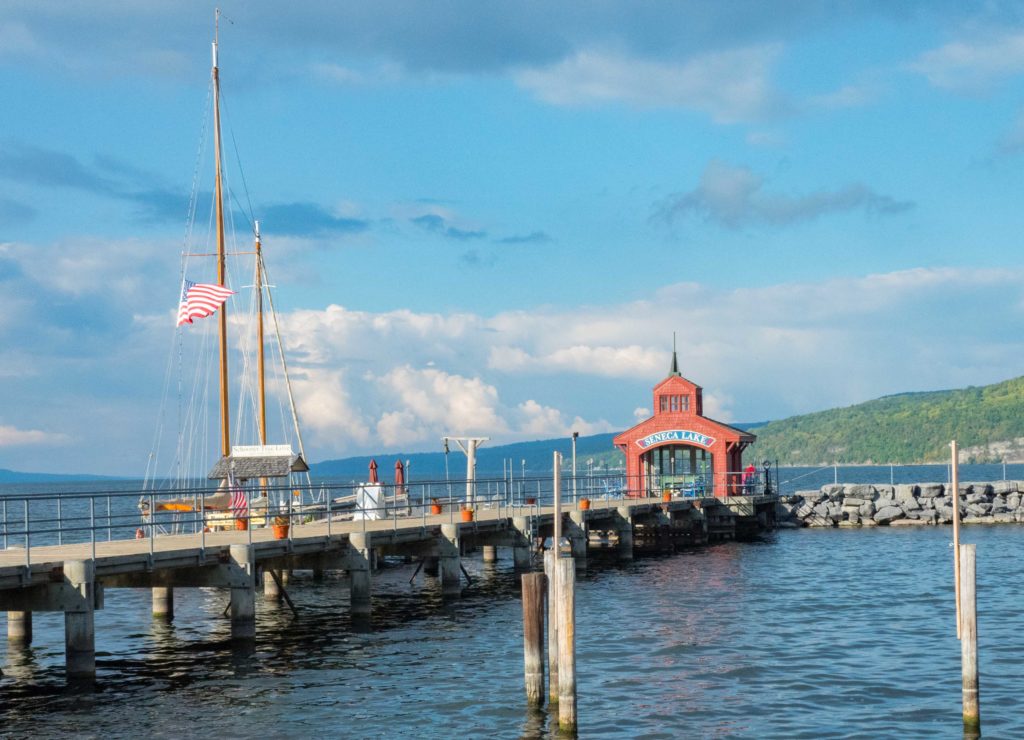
{"left": 177, "top": 279, "right": 236, "bottom": 326}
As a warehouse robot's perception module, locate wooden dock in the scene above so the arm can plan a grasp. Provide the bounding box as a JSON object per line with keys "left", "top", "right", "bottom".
{"left": 1, "top": 493, "right": 777, "bottom": 679}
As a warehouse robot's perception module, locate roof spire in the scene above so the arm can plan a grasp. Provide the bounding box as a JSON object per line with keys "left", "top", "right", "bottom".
{"left": 669, "top": 331, "right": 681, "bottom": 377}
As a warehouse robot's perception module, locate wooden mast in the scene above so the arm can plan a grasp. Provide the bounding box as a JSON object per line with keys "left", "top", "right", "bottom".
{"left": 212, "top": 18, "right": 231, "bottom": 461}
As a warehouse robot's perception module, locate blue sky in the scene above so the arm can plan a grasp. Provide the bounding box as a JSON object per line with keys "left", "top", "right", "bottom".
{"left": 3, "top": 2, "right": 1024, "bottom": 475}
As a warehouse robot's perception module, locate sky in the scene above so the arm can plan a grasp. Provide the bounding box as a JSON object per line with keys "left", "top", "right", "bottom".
{"left": 3, "top": 1, "right": 1024, "bottom": 475}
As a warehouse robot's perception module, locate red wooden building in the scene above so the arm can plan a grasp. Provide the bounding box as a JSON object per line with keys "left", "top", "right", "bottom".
{"left": 613, "top": 349, "right": 756, "bottom": 498}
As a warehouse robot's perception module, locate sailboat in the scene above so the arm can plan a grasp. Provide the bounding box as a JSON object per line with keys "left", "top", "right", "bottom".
{"left": 140, "top": 18, "right": 310, "bottom": 531}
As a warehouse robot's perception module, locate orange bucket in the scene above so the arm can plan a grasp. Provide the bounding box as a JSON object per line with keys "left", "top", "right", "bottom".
{"left": 431, "top": 503, "right": 443, "bottom": 515}
{"left": 271, "top": 523, "right": 289, "bottom": 540}
{"left": 461, "top": 508, "right": 474, "bottom": 522}
{"left": 579, "top": 498, "right": 591, "bottom": 510}
{"left": 662, "top": 491, "right": 672, "bottom": 502}
{"left": 235, "top": 518, "right": 248, "bottom": 531}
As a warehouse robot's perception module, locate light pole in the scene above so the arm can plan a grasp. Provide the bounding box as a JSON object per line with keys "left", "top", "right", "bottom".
{"left": 571, "top": 431, "right": 578, "bottom": 502}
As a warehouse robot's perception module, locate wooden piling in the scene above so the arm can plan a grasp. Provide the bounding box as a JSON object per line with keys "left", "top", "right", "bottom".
{"left": 959, "top": 543, "right": 980, "bottom": 734}
{"left": 951, "top": 440, "right": 961, "bottom": 638}
{"left": 556, "top": 556, "right": 577, "bottom": 732}
{"left": 348, "top": 533, "right": 372, "bottom": 616}
{"left": 544, "top": 549, "right": 559, "bottom": 705}
{"left": 521, "top": 572, "right": 546, "bottom": 706}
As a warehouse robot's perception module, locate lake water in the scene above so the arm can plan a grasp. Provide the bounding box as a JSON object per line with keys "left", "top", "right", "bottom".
{"left": 2, "top": 518, "right": 1020, "bottom": 738}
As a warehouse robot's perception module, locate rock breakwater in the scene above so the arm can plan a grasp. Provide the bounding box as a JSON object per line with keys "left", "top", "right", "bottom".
{"left": 778, "top": 481, "right": 1024, "bottom": 527}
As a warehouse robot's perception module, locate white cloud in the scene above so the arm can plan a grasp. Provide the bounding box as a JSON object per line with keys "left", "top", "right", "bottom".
{"left": 0, "top": 425, "right": 68, "bottom": 447}
{"left": 911, "top": 31, "right": 1024, "bottom": 93}
{"left": 515, "top": 45, "right": 786, "bottom": 123}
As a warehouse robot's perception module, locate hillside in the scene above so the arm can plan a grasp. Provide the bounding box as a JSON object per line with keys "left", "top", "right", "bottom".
{"left": 748, "top": 375, "right": 1024, "bottom": 465}
{"left": 312, "top": 432, "right": 623, "bottom": 479}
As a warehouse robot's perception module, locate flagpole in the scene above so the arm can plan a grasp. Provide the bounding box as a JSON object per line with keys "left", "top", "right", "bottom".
{"left": 212, "top": 18, "right": 231, "bottom": 461}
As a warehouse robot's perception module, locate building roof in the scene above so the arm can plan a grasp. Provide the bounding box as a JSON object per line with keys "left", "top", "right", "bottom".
{"left": 207, "top": 445, "right": 309, "bottom": 480}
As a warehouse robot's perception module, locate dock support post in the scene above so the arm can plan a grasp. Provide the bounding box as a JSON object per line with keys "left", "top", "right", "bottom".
{"left": 557, "top": 556, "right": 577, "bottom": 732}
{"left": 440, "top": 524, "right": 462, "bottom": 597}
{"left": 312, "top": 568, "right": 325, "bottom": 582}
{"left": 482, "top": 545, "right": 498, "bottom": 563}
{"left": 544, "top": 549, "right": 559, "bottom": 705}
{"left": 567, "top": 511, "right": 587, "bottom": 570}
{"left": 349, "top": 533, "right": 372, "bottom": 616}
{"left": 423, "top": 556, "right": 439, "bottom": 577}
{"left": 511, "top": 517, "right": 532, "bottom": 570}
{"left": 616, "top": 507, "right": 634, "bottom": 561}
{"left": 64, "top": 559, "right": 96, "bottom": 679}
{"left": 229, "top": 544, "right": 256, "bottom": 641}
{"left": 7, "top": 611, "right": 32, "bottom": 644}
{"left": 263, "top": 569, "right": 282, "bottom": 600}
{"left": 152, "top": 587, "right": 174, "bottom": 620}
{"left": 960, "top": 544, "right": 980, "bottom": 735}
{"left": 521, "top": 572, "right": 545, "bottom": 707}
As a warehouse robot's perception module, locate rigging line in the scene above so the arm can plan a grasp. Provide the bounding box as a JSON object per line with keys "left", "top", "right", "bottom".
{"left": 262, "top": 254, "right": 312, "bottom": 488}
{"left": 218, "top": 88, "right": 257, "bottom": 233}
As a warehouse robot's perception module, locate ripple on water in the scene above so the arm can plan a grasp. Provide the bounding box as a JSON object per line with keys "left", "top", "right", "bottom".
{"left": 3, "top": 526, "right": 1023, "bottom": 738}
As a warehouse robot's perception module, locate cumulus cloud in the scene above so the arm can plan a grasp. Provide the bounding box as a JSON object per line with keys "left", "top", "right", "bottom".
{"left": 655, "top": 159, "right": 913, "bottom": 228}
{"left": 911, "top": 30, "right": 1024, "bottom": 93}
{"left": 515, "top": 45, "right": 787, "bottom": 123}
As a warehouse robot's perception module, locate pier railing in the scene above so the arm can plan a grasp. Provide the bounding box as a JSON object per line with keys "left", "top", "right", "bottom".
{"left": 0, "top": 474, "right": 608, "bottom": 562}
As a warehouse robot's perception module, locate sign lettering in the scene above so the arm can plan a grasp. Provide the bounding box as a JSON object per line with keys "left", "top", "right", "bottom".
{"left": 635, "top": 430, "right": 715, "bottom": 449}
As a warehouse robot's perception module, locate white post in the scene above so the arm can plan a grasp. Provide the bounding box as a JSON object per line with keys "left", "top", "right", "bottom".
{"left": 571, "top": 432, "right": 578, "bottom": 503}
{"left": 553, "top": 451, "right": 562, "bottom": 554}
{"left": 450, "top": 437, "right": 489, "bottom": 507}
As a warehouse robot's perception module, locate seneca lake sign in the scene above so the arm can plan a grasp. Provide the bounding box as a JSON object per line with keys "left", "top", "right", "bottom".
{"left": 635, "top": 430, "right": 716, "bottom": 449}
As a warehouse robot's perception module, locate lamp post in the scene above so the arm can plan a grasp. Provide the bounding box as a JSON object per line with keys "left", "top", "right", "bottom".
{"left": 571, "top": 432, "right": 579, "bottom": 503}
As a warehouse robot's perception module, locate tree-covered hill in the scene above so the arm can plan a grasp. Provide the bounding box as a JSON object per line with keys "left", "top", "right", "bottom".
{"left": 748, "top": 375, "right": 1024, "bottom": 465}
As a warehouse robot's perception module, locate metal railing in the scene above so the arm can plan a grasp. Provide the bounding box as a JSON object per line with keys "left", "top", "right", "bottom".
{"left": 0, "top": 474, "right": 615, "bottom": 565}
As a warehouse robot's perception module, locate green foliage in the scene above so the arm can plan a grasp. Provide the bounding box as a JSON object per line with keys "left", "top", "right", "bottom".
{"left": 749, "top": 376, "right": 1024, "bottom": 465}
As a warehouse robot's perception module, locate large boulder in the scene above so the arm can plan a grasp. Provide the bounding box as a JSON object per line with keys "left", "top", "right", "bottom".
{"left": 843, "top": 497, "right": 868, "bottom": 507}
{"left": 966, "top": 502, "right": 992, "bottom": 517}
{"left": 965, "top": 492, "right": 989, "bottom": 505}
{"left": 919, "top": 483, "right": 945, "bottom": 498}
{"left": 902, "top": 497, "right": 922, "bottom": 512}
{"left": 845, "top": 484, "right": 877, "bottom": 500}
{"left": 894, "top": 484, "right": 919, "bottom": 502}
{"left": 969, "top": 482, "right": 994, "bottom": 496}
{"left": 873, "top": 505, "right": 905, "bottom": 525}
{"left": 859, "top": 501, "right": 877, "bottom": 518}
{"left": 874, "top": 484, "right": 895, "bottom": 498}
{"left": 992, "top": 513, "right": 1016, "bottom": 524}
{"left": 992, "top": 480, "right": 1018, "bottom": 495}
{"left": 1008, "top": 492, "right": 1021, "bottom": 509}
{"left": 820, "top": 485, "right": 843, "bottom": 501}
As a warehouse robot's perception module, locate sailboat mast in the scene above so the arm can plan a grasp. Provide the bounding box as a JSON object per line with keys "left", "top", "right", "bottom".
{"left": 255, "top": 220, "right": 267, "bottom": 446}
{"left": 212, "top": 31, "right": 231, "bottom": 460}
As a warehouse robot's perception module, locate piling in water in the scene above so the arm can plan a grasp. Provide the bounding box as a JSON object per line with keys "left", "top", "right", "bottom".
{"left": 544, "top": 549, "right": 559, "bottom": 704}
{"left": 521, "top": 572, "right": 545, "bottom": 706}
{"left": 959, "top": 544, "right": 980, "bottom": 734}
{"left": 556, "top": 556, "right": 577, "bottom": 733}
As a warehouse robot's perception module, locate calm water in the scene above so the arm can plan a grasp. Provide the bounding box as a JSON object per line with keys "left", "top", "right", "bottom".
{"left": 2, "top": 522, "right": 1020, "bottom": 738}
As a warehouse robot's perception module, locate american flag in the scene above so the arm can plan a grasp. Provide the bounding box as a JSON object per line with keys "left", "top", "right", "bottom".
{"left": 229, "top": 475, "right": 248, "bottom": 515}
{"left": 176, "top": 279, "right": 236, "bottom": 327}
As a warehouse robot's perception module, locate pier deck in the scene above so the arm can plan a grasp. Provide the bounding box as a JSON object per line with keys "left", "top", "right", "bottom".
{"left": 1, "top": 492, "right": 777, "bottom": 679}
